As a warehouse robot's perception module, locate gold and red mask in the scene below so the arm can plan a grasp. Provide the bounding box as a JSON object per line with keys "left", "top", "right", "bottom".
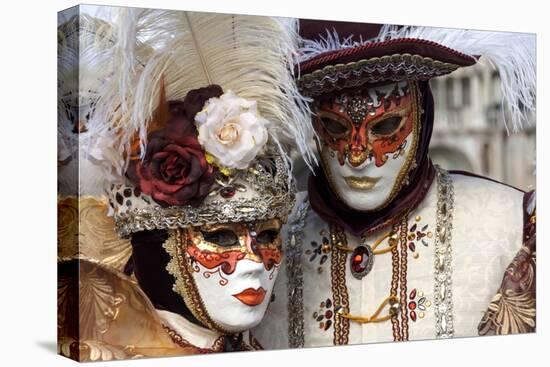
{"left": 186, "top": 219, "right": 283, "bottom": 276}
{"left": 163, "top": 219, "right": 283, "bottom": 333}
{"left": 314, "top": 81, "right": 421, "bottom": 211}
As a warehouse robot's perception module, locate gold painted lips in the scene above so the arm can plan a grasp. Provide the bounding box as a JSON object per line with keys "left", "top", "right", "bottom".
{"left": 344, "top": 176, "right": 381, "bottom": 190}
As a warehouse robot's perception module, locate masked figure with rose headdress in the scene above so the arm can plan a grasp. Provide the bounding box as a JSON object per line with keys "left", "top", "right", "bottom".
{"left": 57, "top": 7, "right": 314, "bottom": 361}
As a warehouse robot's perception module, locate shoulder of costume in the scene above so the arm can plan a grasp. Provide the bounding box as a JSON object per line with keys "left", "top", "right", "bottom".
{"left": 448, "top": 170, "right": 526, "bottom": 194}
{"left": 58, "top": 257, "right": 195, "bottom": 361}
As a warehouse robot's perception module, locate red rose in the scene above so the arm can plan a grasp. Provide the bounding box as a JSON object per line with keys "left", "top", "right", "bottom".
{"left": 127, "top": 85, "right": 223, "bottom": 207}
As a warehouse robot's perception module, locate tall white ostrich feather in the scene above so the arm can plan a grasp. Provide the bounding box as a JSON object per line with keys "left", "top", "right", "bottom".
{"left": 96, "top": 9, "right": 317, "bottom": 182}
{"left": 58, "top": 13, "right": 120, "bottom": 196}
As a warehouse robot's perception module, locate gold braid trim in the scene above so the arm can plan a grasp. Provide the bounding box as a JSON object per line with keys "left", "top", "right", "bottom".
{"left": 330, "top": 215, "right": 411, "bottom": 342}
{"left": 398, "top": 214, "right": 410, "bottom": 340}
{"left": 339, "top": 296, "right": 399, "bottom": 324}
{"left": 334, "top": 231, "right": 398, "bottom": 255}
{"left": 163, "top": 325, "right": 225, "bottom": 354}
{"left": 388, "top": 213, "right": 412, "bottom": 340}
{"left": 330, "top": 224, "right": 351, "bottom": 345}
{"left": 390, "top": 222, "right": 402, "bottom": 341}
{"left": 298, "top": 54, "right": 460, "bottom": 97}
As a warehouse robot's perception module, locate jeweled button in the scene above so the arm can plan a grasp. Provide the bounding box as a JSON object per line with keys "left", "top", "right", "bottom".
{"left": 351, "top": 246, "right": 369, "bottom": 272}
{"left": 350, "top": 245, "right": 374, "bottom": 279}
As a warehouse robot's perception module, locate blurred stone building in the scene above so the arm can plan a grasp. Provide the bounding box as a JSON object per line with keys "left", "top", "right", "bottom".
{"left": 430, "top": 63, "right": 536, "bottom": 191}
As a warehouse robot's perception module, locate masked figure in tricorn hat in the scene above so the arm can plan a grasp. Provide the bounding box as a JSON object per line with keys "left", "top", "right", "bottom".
{"left": 253, "top": 20, "right": 536, "bottom": 348}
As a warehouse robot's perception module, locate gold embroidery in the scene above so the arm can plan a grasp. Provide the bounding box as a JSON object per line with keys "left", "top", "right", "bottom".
{"left": 58, "top": 258, "right": 182, "bottom": 361}
{"left": 329, "top": 216, "right": 411, "bottom": 342}
{"left": 163, "top": 325, "right": 225, "bottom": 353}
{"left": 58, "top": 196, "right": 132, "bottom": 270}
{"left": 478, "top": 240, "right": 536, "bottom": 335}
{"left": 57, "top": 337, "right": 144, "bottom": 361}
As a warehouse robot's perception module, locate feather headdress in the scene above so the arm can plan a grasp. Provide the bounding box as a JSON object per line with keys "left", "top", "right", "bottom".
{"left": 57, "top": 13, "right": 119, "bottom": 195}
{"left": 95, "top": 9, "right": 316, "bottom": 182}
{"left": 87, "top": 9, "right": 316, "bottom": 236}
{"left": 297, "top": 23, "right": 536, "bottom": 133}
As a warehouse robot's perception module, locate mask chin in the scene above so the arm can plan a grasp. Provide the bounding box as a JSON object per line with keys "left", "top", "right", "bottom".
{"left": 321, "top": 134, "right": 415, "bottom": 212}
{"left": 192, "top": 258, "right": 276, "bottom": 333}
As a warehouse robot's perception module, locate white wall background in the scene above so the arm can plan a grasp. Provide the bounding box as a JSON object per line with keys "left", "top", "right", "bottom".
{"left": 0, "top": 1, "right": 547, "bottom": 367}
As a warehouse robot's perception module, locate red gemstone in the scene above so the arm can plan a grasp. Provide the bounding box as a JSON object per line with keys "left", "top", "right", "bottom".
{"left": 409, "top": 289, "right": 417, "bottom": 299}
{"left": 351, "top": 246, "right": 371, "bottom": 274}
{"left": 220, "top": 187, "right": 236, "bottom": 198}
{"left": 410, "top": 310, "right": 417, "bottom": 321}
{"left": 408, "top": 301, "right": 417, "bottom": 310}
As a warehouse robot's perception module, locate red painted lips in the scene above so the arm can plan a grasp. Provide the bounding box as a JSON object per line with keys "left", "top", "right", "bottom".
{"left": 232, "top": 287, "right": 267, "bottom": 306}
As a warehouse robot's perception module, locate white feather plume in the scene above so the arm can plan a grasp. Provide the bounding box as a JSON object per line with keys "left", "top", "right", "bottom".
{"left": 379, "top": 25, "right": 536, "bottom": 133}
{"left": 298, "top": 28, "right": 371, "bottom": 62}
{"left": 299, "top": 25, "right": 536, "bottom": 132}
{"left": 58, "top": 13, "right": 120, "bottom": 196}
{"left": 96, "top": 10, "right": 317, "bottom": 181}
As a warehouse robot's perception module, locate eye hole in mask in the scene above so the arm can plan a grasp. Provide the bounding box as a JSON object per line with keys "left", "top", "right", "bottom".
{"left": 256, "top": 229, "right": 280, "bottom": 244}
{"left": 201, "top": 229, "right": 239, "bottom": 247}
{"left": 370, "top": 116, "right": 404, "bottom": 136}
{"left": 319, "top": 114, "right": 350, "bottom": 138}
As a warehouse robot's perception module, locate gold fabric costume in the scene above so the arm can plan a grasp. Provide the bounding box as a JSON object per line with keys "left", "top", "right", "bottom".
{"left": 57, "top": 197, "right": 195, "bottom": 361}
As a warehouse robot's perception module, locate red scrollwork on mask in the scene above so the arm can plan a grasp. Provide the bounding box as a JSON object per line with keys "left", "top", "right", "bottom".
{"left": 186, "top": 245, "right": 246, "bottom": 275}
{"left": 186, "top": 241, "right": 283, "bottom": 274}
{"left": 315, "top": 84, "right": 416, "bottom": 167}
{"left": 257, "top": 246, "right": 283, "bottom": 271}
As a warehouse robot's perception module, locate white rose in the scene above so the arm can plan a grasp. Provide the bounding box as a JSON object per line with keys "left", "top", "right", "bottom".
{"left": 195, "top": 90, "right": 269, "bottom": 170}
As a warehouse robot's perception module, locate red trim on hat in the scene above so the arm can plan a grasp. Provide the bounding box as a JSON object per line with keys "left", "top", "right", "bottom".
{"left": 300, "top": 38, "right": 477, "bottom": 74}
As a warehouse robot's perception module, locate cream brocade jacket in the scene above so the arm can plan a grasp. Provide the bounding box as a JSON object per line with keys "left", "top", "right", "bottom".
{"left": 253, "top": 170, "right": 536, "bottom": 348}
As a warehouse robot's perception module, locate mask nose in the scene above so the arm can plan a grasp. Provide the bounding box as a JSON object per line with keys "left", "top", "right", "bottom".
{"left": 238, "top": 258, "right": 265, "bottom": 277}
{"left": 348, "top": 128, "right": 370, "bottom": 167}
